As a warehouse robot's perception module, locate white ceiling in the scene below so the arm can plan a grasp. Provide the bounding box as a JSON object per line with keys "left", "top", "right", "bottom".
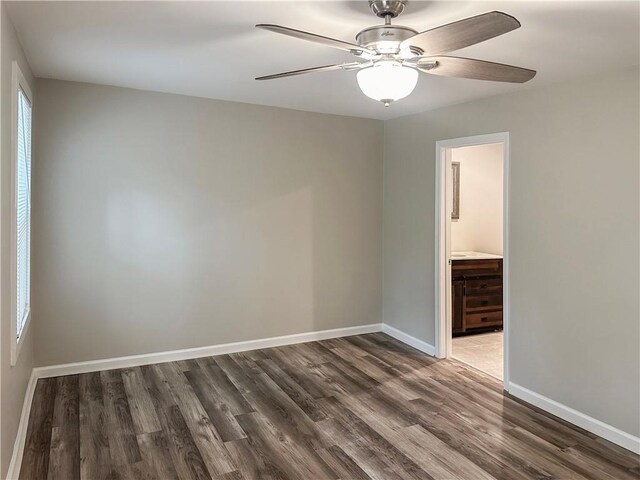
{"left": 6, "top": 1, "right": 640, "bottom": 120}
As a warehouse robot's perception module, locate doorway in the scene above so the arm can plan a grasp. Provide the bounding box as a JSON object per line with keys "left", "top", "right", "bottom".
{"left": 434, "top": 133, "right": 510, "bottom": 390}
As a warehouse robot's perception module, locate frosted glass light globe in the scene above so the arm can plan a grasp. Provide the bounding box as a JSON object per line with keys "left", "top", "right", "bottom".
{"left": 356, "top": 62, "right": 419, "bottom": 106}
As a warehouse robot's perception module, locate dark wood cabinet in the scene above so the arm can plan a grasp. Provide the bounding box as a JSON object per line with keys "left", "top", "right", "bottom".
{"left": 452, "top": 258, "right": 503, "bottom": 335}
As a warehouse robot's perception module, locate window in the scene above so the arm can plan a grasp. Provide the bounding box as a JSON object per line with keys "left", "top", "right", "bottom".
{"left": 11, "top": 62, "right": 33, "bottom": 365}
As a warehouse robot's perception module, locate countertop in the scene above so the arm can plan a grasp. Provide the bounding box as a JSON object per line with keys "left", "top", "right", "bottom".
{"left": 451, "top": 251, "right": 503, "bottom": 261}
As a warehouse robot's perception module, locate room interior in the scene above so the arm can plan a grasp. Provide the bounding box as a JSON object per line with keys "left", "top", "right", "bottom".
{"left": 0, "top": 1, "right": 638, "bottom": 479}
{"left": 449, "top": 143, "right": 504, "bottom": 379}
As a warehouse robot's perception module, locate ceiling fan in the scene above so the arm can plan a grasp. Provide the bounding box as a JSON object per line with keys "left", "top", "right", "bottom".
{"left": 255, "top": 0, "right": 536, "bottom": 106}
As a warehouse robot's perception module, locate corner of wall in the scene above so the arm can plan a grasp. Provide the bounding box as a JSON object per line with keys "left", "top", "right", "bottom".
{"left": 381, "top": 119, "right": 386, "bottom": 328}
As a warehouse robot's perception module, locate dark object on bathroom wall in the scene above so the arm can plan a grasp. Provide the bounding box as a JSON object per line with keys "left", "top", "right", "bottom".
{"left": 452, "top": 161, "right": 460, "bottom": 219}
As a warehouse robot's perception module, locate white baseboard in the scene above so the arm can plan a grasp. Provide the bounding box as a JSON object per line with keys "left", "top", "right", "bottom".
{"left": 509, "top": 382, "right": 640, "bottom": 455}
{"left": 381, "top": 324, "right": 437, "bottom": 356}
{"left": 34, "top": 323, "right": 383, "bottom": 379}
{"left": 6, "top": 370, "right": 38, "bottom": 480}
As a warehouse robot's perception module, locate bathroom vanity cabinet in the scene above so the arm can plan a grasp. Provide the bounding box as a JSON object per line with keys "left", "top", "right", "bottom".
{"left": 451, "top": 256, "right": 503, "bottom": 335}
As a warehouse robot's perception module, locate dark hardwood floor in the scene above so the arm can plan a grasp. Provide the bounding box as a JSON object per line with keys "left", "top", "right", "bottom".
{"left": 19, "top": 333, "right": 639, "bottom": 479}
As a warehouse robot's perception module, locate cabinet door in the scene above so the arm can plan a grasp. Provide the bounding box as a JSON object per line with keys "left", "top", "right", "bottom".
{"left": 452, "top": 280, "right": 464, "bottom": 334}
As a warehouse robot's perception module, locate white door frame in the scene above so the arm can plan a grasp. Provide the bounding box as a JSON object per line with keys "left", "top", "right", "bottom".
{"left": 434, "top": 132, "right": 511, "bottom": 391}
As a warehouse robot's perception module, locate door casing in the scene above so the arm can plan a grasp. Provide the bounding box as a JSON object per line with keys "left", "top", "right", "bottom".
{"left": 434, "top": 132, "right": 510, "bottom": 391}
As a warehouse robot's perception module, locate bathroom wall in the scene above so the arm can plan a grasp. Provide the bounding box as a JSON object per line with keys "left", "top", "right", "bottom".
{"left": 450, "top": 143, "right": 503, "bottom": 255}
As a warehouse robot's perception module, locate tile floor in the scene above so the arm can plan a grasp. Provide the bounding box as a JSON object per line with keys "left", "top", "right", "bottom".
{"left": 452, "top": 331, "right": 503, "bottom": 380}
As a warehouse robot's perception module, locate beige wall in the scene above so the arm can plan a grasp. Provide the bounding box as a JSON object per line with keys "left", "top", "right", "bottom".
{"left": 451, "top": 143, "right": 503, "bottom": 255}
{"left": 0, "top": 5, "right": 36, "bottom": 478}
{"left": 32, "top": 79, "right": 383, "bottom": 366}
{"left": 383, "top": 66, "right": 639, "bottom": 437}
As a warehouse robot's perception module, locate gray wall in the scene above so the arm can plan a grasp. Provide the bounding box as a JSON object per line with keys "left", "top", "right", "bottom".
{"left": 33, "top": 79, "right": 383, "bottom": 366}
{"left": 0, "top": 5, "right": 36, "bottom": 478}
{"left": 383, "top": 66, "right": 639, "bottom": 437}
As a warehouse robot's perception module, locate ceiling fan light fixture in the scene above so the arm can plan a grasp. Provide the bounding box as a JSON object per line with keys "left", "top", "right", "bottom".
{"left": 256, "top": 7, "right": 536, "bottom": 102}
{"left": 356, "top": 61, "right": 418, "bottom": 106}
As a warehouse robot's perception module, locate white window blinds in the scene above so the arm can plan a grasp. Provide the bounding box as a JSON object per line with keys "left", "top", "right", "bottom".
{"left": 16, "top": 86, "right": 32, "bottom": 340}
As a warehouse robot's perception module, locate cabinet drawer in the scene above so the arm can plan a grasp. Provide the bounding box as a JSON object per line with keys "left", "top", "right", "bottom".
{"left": 452, "top": 259, "right": 502, "bottom": 277}
{"left": 465, "top": 295, "right": 502, "bottom": 312}
{"left": 466, "top": 277, "right": 502, "bottom": 296}
{"left": 465, "top": 310, "right": 503, "bottom": 328}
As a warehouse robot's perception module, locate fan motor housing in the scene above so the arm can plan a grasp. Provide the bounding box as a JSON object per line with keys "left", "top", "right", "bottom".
{"left": 356, "top": 25, "right": 419, "bottom": 53}
{"left": 368, "top": 0, "right": 407, "bottom": 18}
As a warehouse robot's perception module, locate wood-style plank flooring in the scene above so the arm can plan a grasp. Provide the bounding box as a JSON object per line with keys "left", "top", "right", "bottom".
{"left": 20, "top": 333, "right": 640, "bottom": 479}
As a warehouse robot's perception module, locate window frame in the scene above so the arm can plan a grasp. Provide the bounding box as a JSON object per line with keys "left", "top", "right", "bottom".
{"left": 10, "top": 61, "right": 33, "bottom": 366}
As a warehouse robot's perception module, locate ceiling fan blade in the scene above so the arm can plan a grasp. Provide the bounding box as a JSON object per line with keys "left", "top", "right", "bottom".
{"left": 401, "top": 11, "right": 520, "bottom": 56}
{"left": 256, "top": 63, "right": 363, "bottom": 81}
{"left": 417, "top": 56, "right": 536, "bottom": 83}
{"left": 256, "top": 24, "right": 375, "bottom": 56}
